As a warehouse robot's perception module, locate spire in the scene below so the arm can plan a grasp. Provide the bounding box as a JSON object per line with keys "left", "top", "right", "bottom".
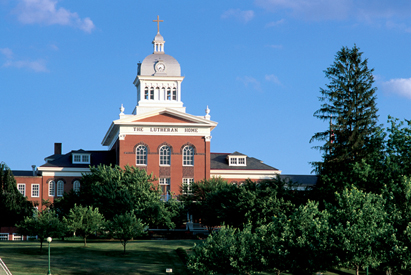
{"left": 152, "top": 15, "right": 165, "bottom": 54}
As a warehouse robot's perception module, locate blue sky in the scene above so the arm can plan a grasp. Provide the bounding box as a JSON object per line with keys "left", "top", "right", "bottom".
{"left": 1, "top": 0, "right": 411, "bottom": 175}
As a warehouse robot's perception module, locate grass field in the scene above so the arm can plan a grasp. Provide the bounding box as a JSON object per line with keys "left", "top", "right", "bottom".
{"left": 1, "top": 240, "right": 409, "bottom": 275}
{"left": 0, "top": 239, "right": 197, "bottom": 275}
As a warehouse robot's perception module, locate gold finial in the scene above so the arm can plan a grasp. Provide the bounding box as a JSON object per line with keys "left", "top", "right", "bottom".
{"left": 153, "top": 15, "right": 164, "bottom": 33}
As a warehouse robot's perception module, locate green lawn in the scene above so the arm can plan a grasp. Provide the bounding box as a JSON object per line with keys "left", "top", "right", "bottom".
{"left": 1, "top": 240, "right": 409, "bottom": 275}
{"left": 0, "top": 239, "right": 198, "bottom": 275}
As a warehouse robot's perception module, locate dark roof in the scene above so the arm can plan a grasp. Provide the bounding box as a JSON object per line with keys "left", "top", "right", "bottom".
{"left": 279, "top": 174, "right": 318, "bottom": 187}
{"left": 11, "top": 170, "right": 39, "bottom": 177}
{"left": 229, "top": 151, "right": 246, "bottom": 156}
{"left": 210, "top": 153, "right": 279, "bottom": 171}
{"left": 40, "top": 150, "right": 115, "bottom": 168}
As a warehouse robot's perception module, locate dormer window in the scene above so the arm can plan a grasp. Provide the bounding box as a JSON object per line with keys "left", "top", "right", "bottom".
{"left": 72, "top": 153, "right": 90, "bottom": 164}
{"left": 227, "top": 153, "right": 247, "bottom": 166}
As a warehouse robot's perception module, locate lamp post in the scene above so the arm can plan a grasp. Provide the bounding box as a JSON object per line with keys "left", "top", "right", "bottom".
{"left": 47, "top": 237, "right": 52, "bottom": 275}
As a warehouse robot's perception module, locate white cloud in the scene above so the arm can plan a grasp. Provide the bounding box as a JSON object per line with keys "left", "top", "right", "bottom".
{"left": 385, "top": 21, "right": 411, "bottom": 33}
{"left": 1, "top": 47, "right": 48, "bottom": 72}
{"left": 255, "top": 0, "right": 351, "bottom": 21}
{"left": 255, "top": 0, "right": 411, "bottom": 31}
{"left": 237, "top": 76, "right": 261, "bottom": 90}
{"left": 221, "top": 9, "right": 255, "bottom": 23}
{"left": 265, "top": 74, "right": 281, "bottom": 85}
{"left": 14, "top": 0, "right": 95, "bottom": 33}
{"left": 265, "top": 19, "right": 285, "bottom": 27}
{"left": 0, "top": 48, "right": 13, "bottom": 59}
{"left": 3, "top": 59, "right": 48, "bottom": 72}
{"left": 382, "top": 78, "right": 411, "bottom": 99}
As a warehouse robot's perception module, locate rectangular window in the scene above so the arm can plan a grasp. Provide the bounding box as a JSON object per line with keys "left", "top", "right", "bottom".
{"left": 17, "top": 184, "right": 25, "bottom": 196}
{"left": 31, "top": 184, "right": 39, "bottom": 197}
{"left": 73, "top": 154, "right": 90, "bottom": 164}
{"left": 230, "top": 158, "right": 237, "bottom": 165}
{"left": 182, "top": 178, "right": 193, "bottom": 195}
{"left": 238, "top": 158, "right": 246, "bottom": 165}
{"left": 159, "top": 178, "right": 170, "bottom": 200}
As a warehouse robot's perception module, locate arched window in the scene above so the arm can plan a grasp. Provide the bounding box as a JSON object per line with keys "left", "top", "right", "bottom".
{"left": 136, "top": 145, "right": 147, "bottom": 165}
{"left": 161, "top": 87, "right": 165, "bottom": 100}
{"left": 183, "top": 146, "right": 194, "bottom": 166}
{"left": 48, "top": 180, "right": 55, "bottom": 197}
{"left": 73, "top": 180, "right": 80, "bottom": 193}
{"left": 167, "top": 87, "right": 171, "bottom": 100}
{"left": 159, "top": 145, "right": 171, "bottom": 166}
{"left": 57, "top": 180, "right": 64, "bottom": 197}
{"left": 150, "top": 87, "right": 154, "bottom": 100}
{"left": 172, "top": 87, "right": 177, "bottom": 100}
{"left": 144, "top": 87, "right": 149, "bottom": 99}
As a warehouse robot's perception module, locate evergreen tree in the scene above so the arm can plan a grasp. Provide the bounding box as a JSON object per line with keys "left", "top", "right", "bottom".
{"left": 310, "top": 45, "right": 382, "bottom": 198}
{"left": 0, "top": 162, "right": 34, "bottom": 227}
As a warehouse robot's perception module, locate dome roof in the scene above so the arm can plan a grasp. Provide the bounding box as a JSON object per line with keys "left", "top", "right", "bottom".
{"left": 140, "top": 54, "right": 181, "bottom": 76}
{"left": 154, "top": 33, "right": 164, "bottom": 41}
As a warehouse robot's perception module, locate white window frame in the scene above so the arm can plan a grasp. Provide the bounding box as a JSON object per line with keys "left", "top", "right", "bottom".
{"left": 31, "top": 184, "right": 39, "bottom": 198}
{"left": 159, "top": 145, "right": 171, "bottom": 166}
{"left": 182, "top": 178, "right": 194, "bottom": 195}
{"left": 17, "top": 183, "right": 26, "bottom": 197}
{"left": 72, "top": 154, "right": 90, "bottom": 164}
{"left": 73, "top": 180, "right": 80, "bottom": 193}
{"left": 136, "top": 145, "right": 147, "bottom": 165}
{"left": 57, "top": 180, "right": 64, "bottom": 197}
{"left": 183, "top": 146, "right": 194, "bottom": 166}
{"left": 228, "top": 156, "right": 246, "bottom": 166}
{"left": 49, "top": 180, "right": 55, "bottom": 197}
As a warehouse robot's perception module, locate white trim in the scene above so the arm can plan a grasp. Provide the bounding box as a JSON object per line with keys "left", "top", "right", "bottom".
{"left": 210, "top": 170, "right": 281, "bottom": 180}
{"left": 38, "top": 167, "right": 91, "bottom": 172}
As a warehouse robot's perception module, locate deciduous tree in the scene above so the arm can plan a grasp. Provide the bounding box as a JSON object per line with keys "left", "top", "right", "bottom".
{"left": 327, "top": 187, "right": 391, "bottom": 275}
{"left": 105, "top": 210, "right": 146, "bottom": 254}
{"left": 64, "top": 204, "right": 105, "bottom": 246}
{"left": 17, "top": 209, "right": 67, "bottom": 250}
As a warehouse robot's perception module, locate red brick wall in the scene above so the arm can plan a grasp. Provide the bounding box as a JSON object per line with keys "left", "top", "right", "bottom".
{"left": 118, "top": 134, "right": 210, "bottom": 195}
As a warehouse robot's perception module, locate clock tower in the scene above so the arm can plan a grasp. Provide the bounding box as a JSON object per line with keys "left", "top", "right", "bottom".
{"left": 132, "top": 16, "right": 185, "bottom": 115}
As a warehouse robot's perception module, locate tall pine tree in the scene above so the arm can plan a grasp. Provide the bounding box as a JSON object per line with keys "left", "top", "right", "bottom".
{"left": 310, "top": 45, "right": 383, "bottom": 199}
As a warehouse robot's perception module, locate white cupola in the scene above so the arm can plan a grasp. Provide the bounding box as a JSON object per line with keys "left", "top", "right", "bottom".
{"left": 132, "top": 16, "right": 185, "bottom": 115}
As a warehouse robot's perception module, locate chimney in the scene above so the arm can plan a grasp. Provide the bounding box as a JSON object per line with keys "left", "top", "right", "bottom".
{"left": 31, "top": 165, "right": 37, "bottom": 176}
{"left": 54, "top": 143, "right": 62, "bottom": 155}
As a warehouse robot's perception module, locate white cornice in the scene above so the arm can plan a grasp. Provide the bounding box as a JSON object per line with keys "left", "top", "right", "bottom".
{"left": 102, "top": 108, "right": 218, "bottom": 147}
{"left": 38, "top": 167, "right": 91, "bottom": 172}
{"left": 134, "top": 75, "right": 185, "bottom": 85}
{"left": 210, "top": 169, "right": 281, "bottom": 180}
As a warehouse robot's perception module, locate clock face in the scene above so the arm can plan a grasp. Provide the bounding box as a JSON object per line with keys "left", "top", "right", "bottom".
{"left": 156, "top": 62, "right": 166, "bottom": 72}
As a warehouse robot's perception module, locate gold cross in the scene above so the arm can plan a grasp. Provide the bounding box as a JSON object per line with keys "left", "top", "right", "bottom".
{"left": 153, "top": 15, "right": 163, "bottom": 33}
